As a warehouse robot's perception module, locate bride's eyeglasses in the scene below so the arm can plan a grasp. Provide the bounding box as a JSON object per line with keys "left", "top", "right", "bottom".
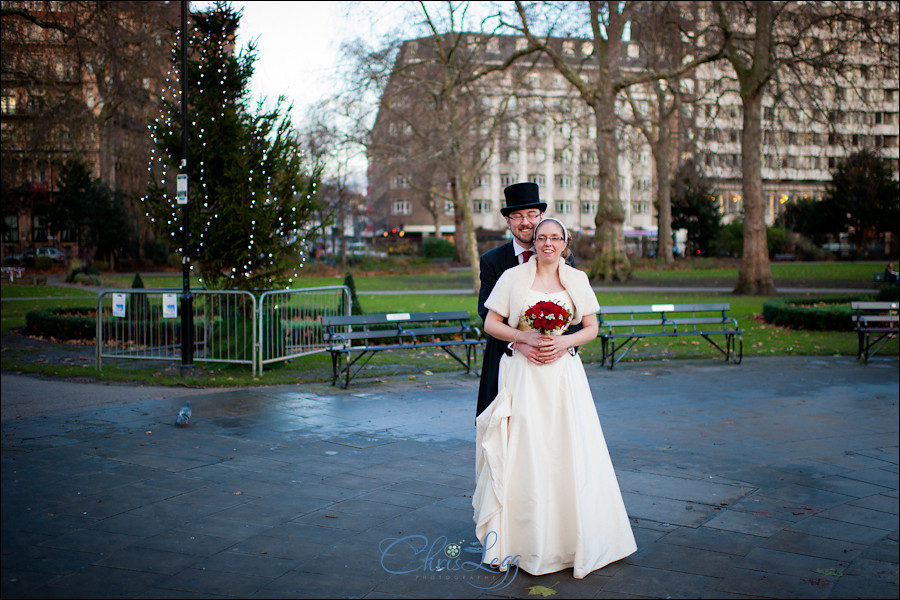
{"left": 535, "top": 235, "right": 565, "bottom": 244}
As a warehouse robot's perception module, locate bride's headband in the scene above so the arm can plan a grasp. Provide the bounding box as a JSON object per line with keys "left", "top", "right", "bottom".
{"left": 534, "top": 217, "right": 568, "bottom": 242}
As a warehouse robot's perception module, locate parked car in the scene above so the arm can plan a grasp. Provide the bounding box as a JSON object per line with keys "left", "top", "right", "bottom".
{"left": 5, "top": 246, "right": 68, "bottom": 266}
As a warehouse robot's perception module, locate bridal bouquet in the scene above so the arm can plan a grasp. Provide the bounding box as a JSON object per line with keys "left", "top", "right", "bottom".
{"left": 522, "top": 300, "right": 572, "bottom": 335}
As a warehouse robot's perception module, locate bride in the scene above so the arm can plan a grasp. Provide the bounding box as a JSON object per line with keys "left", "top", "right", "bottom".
{"left": 472, "top": 217, "right": 637, "bottom": 579}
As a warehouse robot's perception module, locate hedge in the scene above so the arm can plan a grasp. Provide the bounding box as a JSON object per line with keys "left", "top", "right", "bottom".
{"left": 761, "top": 295, "right": 874, "bottom": 331}
{"left": 25, "top": 307, "right": 96, "bottom": 340}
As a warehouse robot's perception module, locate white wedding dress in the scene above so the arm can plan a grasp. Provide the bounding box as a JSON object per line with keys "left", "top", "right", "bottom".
{"left": 473, "top": 289, "right": 637, "bottom": 579}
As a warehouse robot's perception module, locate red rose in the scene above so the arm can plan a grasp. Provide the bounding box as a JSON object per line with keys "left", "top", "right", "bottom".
{"left": 522, "top": 300, "right": 572, "bottom": 335}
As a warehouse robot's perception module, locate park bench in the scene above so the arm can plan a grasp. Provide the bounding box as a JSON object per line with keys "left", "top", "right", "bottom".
{"left": 596, "top": 302, "right": 743, "bottom": 369}
{"left": 322, "top": 311, "right": 483, "bottom": 388}
{"left": 2, "top": 266, "right": 25, "bottom": 283}
{"left": 851, "top": 301, "right": 898, "bottom": 361}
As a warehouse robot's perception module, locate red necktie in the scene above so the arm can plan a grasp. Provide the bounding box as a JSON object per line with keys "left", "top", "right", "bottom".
{"left": 521, "top": 250, "right": 533, "bottom": 263}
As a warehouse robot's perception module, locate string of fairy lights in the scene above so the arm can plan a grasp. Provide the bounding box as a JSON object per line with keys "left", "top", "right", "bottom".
{"left": 141, "top": 18, "right": 315, "bottom": 289}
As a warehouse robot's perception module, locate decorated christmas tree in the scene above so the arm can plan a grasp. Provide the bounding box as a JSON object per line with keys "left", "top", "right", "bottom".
{"left": 142, "top": 2, "right": 321, "bottom": 291}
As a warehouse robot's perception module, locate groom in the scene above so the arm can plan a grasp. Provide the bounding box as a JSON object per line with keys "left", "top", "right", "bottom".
{"left": 476, "top": 183, "right": 581, "bottom": 417}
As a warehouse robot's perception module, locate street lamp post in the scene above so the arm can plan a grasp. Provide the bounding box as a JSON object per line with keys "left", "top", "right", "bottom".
{"left": 179, "top": 0, "right": 194, "bottom": 375}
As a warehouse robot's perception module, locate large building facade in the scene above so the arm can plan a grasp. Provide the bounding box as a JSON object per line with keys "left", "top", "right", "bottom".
{"left": 367, "top": 3, "right": 899, "bottom": 255}
{"left": 1, "top": 0, "right": 178, "bottom": 263}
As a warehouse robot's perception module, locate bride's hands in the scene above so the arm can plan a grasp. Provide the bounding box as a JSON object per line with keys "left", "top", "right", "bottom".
{"left": 535, "top": 334, "right": 570, "bottom": 364}
{"left": 513, "top": 331, "right": 545, "bottom": 365}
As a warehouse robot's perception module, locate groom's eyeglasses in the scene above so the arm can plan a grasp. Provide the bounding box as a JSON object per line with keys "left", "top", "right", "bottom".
{"left": 507, "top": 211, "right": 542, "bottom": 223}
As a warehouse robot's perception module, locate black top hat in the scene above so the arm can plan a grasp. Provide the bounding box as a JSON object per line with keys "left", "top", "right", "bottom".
{"left": 501, "top": 182, "right": 547, "bottom": 216}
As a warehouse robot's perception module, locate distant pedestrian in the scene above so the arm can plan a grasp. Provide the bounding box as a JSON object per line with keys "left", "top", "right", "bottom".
{"left": 884, "top": 263, "right": 898, "bottom": 286}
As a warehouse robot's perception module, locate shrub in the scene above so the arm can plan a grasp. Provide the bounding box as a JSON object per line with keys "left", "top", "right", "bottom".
{"left": 26, "top": 307, "right": 96, "bottom": 340}
{"left": 34, "top": 257, "right": 54, "bottom": 270}
{"left": 423, "top": 237, "right": 455, "bottom": 259}
{"left": 128, "top": 273, "right": 151, "bottom": 319}
{"left": 876, "top": 286, "right": 899, "bottom": 301}
{"left": 73, "top": 272, "right": 102, "bottom": 286}
{"left": 761, "top": 295, "right": 873, "bottom": 331}
{"left": 207, "top": 314, "right": 255, "bottom": 360}
{"left": 67, "top": 265, "right": 100, "bottom": 283}
{"left": 342, "top": 272, "right": 364, "bottom": 315}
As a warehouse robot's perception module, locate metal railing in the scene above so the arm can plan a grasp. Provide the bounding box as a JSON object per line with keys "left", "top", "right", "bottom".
{"left": 96, "top": 286, "right": 349, "bottom": 376}
{"left": 258, "top": 286, "right": 351, "bottom": 373}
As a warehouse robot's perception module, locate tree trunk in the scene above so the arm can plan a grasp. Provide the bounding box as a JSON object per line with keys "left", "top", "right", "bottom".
{"left": 451, "top": 180, "right": 467, "bottom": 263}
{"left": 655, "top": 115, "right": 674, "bottom": 264}
{"left": 734, "top": 90, "right": 775, "bottom": 295}
{"left": 463, "top": 198, "right": 480, "bottom": 294}
{"left": 591, "top": 98, "right": 630, "bottom": 281}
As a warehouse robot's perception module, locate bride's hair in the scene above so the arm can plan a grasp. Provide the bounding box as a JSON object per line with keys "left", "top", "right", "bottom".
{"left": 535, "top": 218, "right": 571, "bottom": 259}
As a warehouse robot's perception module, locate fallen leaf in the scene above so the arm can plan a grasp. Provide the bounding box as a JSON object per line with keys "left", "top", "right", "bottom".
{"left": 528, "top": 583, "right": 559, "bottom": 597}
{"left": 815, "top": 568, "right": 844, "bottom": 578}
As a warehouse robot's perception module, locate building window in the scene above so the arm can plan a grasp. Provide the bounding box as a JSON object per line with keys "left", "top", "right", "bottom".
{"left": 556, "top": 175, "right": 572, "bottom": 188}
{"left": 3, "top": 215, "right": 19, "bottom": 242}
{"left": 500, "top": 173, "right": 516, "bottom": 187}
{"left": 555, "top": 201, "right": 572, "bottom": 214}
{"left": 581, "top": 201, "right": 597, "bottom": 214}
{"left": 32, "top": 215, "right": 48, "bottom": 243}
{"left": 391, "top": 176, "right": 409, "bottom": 189}
{"left": 581, "top": 176, "right": 598, "bottom": 189}
{"left": 502, "top": 149, "right": 518, "bottom": 163}
{"left": 473, "top": 200, "right": 492, "bottom": 214}
{"left": 1, "top": 91, "right": 16, "bottom": 115}
{"left": 391, "top": 200, "right": 411, "bottom": 215}
{"left": 631, "top": 200, "right": 651, "bottom": 215}
{"left": 528, "top": 174, "right": 546, "bottom": 187}
{"left": 444, "top": 200, "right": 454, "bottom": 215}
{"left": 527, "top": 148, "right": 545, "bottom": 163}
{"left": 554, "top": 149, "right": 572, "bottom": 164}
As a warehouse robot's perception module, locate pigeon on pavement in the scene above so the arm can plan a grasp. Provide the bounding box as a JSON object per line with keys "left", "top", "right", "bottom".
{"left": 175, "top": 400, "right": 192, "bottom": 427}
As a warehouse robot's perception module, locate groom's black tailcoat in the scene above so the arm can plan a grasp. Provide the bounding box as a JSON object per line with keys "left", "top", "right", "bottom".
{"left": 476, "top": 241, "right": 582, "bottom": 417}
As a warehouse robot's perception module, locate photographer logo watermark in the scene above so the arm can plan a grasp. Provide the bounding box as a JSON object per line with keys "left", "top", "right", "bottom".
{"left": 379, "top": 531, "right": 519, "bottom": 590}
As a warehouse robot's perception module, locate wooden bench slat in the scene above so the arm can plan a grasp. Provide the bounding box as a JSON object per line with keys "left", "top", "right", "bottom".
{"left": 322, "top": 310, "right": 483, "bottom": 387}
{"left": 596, "top": 303, "right": 742, "bottom": 369}
{"left": 850, "top": 301, "right": 898, "bottom": 361}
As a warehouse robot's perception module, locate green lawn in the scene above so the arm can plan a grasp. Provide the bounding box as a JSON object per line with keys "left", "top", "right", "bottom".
{"left": 2, "top": 262, "right": 895, "bottom": 387}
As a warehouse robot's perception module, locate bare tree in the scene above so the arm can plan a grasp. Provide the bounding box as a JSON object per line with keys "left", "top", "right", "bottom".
{"left": 2, "top": 1, "right": 178, "bottom": 257}
{"left": 623, "top": 1, "right": 716, "bottom": 264}
{"left": 349, "top": 1, "right": 540, "bottom": 292}
{"left": 710, "top": 0, "right": 899, "bottom": 294}
{"left": 301, "top": 98, "right": 368, "bottom": 269}
{"left": 510, "top": 1, "right": 724, "bottom": 281}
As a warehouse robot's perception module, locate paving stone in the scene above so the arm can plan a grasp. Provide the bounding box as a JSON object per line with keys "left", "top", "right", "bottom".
{"left": 715, "top": 567, "right": 835, "bottom": 599}
{"left": 787, "top": 515, "right": 893, "bottom": 544}
{"left": 2, "top": 357, "right": 897, "bottom": 599}
{"left": 95, "top": 546, "right": 200, "bottom": 574}
{"left": 704, "top": 508, "right": 796, "bottom": 537}
{"left": 760, "top": 529, "right": 865, "bottom": 562}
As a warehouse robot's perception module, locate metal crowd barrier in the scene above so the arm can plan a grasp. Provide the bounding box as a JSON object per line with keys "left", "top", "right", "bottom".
{"left": 95, "top": 286, "right": 349, "bottom": 376}
{"left": 258, "top": 286, "right": 351, "bottom": 373}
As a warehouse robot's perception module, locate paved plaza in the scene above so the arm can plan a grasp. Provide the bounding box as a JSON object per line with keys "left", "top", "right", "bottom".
{"left": 2, "top": 356, "right": 898, "bottom": 599}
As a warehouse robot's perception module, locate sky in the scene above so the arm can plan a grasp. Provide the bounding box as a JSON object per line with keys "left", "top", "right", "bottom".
{"left": 192, "top": 1, "right": 399, "bottom": 120}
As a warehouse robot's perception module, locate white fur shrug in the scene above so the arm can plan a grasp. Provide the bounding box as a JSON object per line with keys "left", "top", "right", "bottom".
{"left": 484, "top": 257, "right": 600, "bottom": 327}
